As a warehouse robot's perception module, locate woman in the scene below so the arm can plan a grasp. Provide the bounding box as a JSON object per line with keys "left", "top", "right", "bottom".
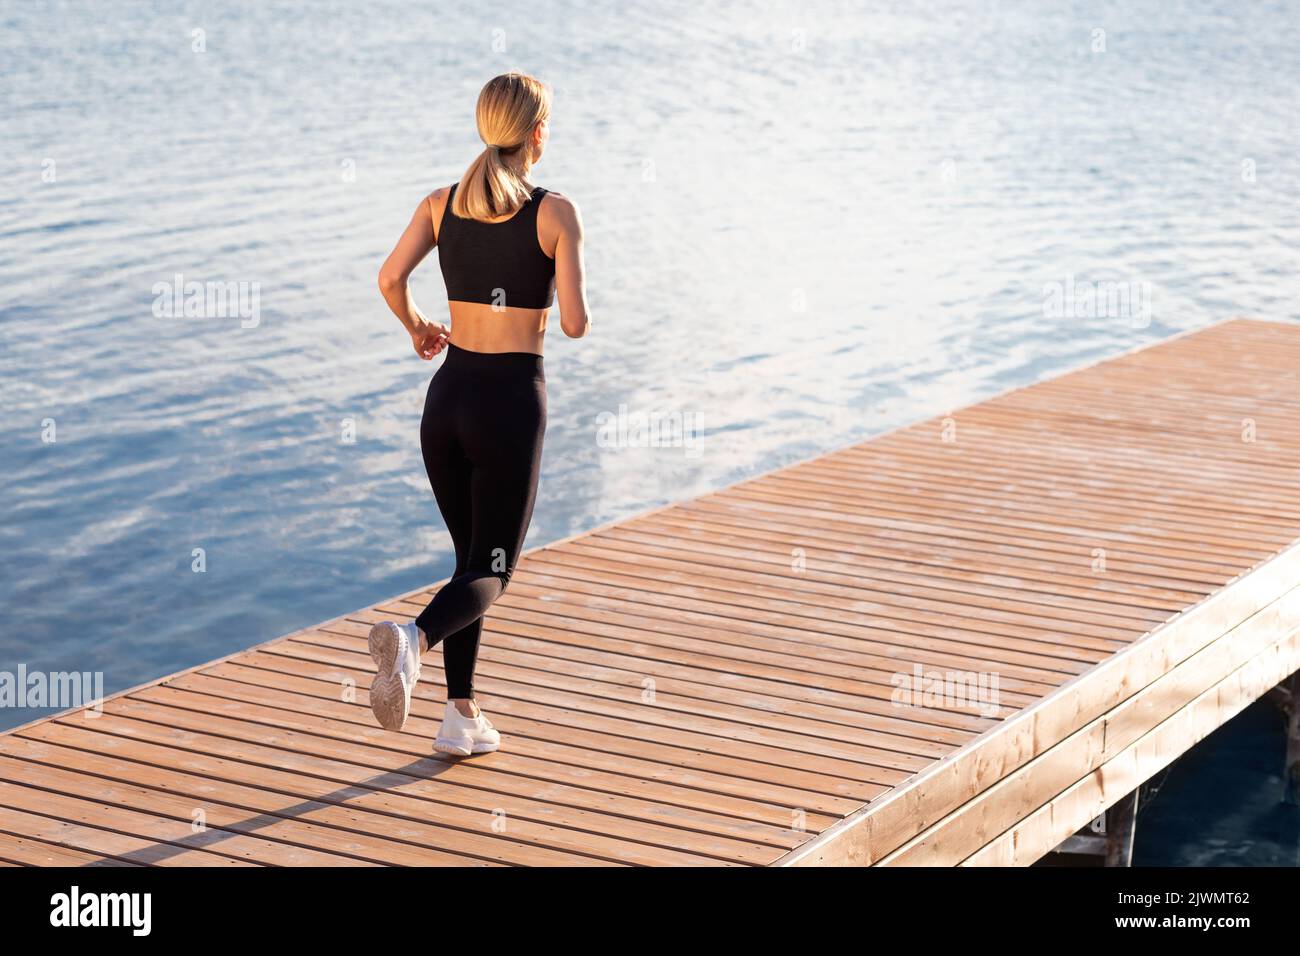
{"left": 372, "top": 72, "right": 591, "bottom": 756}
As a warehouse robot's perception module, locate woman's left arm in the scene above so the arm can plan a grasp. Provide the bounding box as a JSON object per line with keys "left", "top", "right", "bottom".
{"left": 379, "top": 192, "right": 449, "bottom": 360}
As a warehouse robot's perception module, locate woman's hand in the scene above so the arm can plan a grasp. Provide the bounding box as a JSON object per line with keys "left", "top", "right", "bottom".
{"left": 411, "top": 321, "right": 450, "bottom": 360}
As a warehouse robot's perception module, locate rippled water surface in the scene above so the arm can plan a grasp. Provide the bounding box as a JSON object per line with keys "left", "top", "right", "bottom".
{"left": 3, "top": 0, "right": 1299, "bottom": 858}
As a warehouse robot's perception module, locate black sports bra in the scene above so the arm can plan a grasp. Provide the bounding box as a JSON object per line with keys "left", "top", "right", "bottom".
{"left": 436, "top": 183, "right": 556, "bottom": 310}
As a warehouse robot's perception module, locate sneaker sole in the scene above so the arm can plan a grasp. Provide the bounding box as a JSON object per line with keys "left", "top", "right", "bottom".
{"left": 433, "top": 737, "right": 500, "bottom": 756}
{"left": 433, "top": 738, "right": 472, "bottom": 757}
{"left": 368, "top": 622, "right": 409, "bottom": 731}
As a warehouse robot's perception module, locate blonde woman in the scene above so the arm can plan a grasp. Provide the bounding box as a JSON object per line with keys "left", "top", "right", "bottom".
{"left": 373, "top": 72, "right": 591, "bottom": 755}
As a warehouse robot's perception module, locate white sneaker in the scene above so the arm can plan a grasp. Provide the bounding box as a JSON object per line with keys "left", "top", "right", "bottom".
{"left": 367, "top": 621, "right": 423, "bottom": 731}
{"left": 434, "top": 701, "right": 501, "bottom": 756}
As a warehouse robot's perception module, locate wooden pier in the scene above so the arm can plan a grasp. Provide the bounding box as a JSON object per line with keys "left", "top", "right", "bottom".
{"left": 3, "top": 317, "right": 1299, "bottom": 866}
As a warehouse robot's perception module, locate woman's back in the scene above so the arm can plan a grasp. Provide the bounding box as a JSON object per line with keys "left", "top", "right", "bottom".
{"left": 429, "top": 182, "right": 561, "bottom": 355}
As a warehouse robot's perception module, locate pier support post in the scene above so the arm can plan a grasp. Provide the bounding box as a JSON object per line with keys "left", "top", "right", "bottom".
{"left": 1284, "top": 672, "right": 1299, "bottom": 806}
{"left": 1104, "top": 791, "right": 1139, "bottom": 867}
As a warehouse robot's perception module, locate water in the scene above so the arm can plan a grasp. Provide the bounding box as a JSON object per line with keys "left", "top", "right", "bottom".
{"left": 1134, "top": 699, "right": 1300, "bottom": 867}
{"left": 1, "top": 1, "right": 1298, "bottom": 860}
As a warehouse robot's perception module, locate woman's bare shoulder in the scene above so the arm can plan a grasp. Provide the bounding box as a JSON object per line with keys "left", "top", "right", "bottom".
{"left": 425, "top": 184, "right": 455, "bottom": 208}
{"left": 539, "top": 189, "right": 582, "bottom": 229}
{"left": 425, "top": 186, "right": 456, "bottom": 237}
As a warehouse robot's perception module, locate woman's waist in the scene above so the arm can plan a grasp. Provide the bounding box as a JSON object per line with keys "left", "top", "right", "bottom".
{"left": 438, "top": 342, "right": 545, "bottom": 380}
{"left": 446, "top": 303, "right": 547, "bottom": 354}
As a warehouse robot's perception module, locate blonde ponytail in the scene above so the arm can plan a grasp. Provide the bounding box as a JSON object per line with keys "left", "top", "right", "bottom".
{"left": 453, "top": 72, "right": 552, "bottom": 222}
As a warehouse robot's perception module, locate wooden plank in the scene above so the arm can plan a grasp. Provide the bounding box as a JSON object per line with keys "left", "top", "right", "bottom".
{"left": 194, "top": 660, "right": 874, "bottom": 808}
{"left": 35, "top": 703, "right": 766, "bottom": 865}
{"left": 871, "top": 582, "right": 1300, "bottom": 864}
{"left": 0, "top": 833, "right": 140, "bottom": 867}
{"left": 5, "top": 317, "right": 1299, "bottom": 866}
{"left": 1104, "top": 791, "right": 1138, "bottom": 867}
{"left": 0, "top": 752, "right": 476, "bottom": 867}
{"left": 964, "top": 628, "right": 1300, "bottom": 865}
{"left": 779, "top": 538, "right": 1300, "bottom": 866}
{"left": 0, "top": 795, "right": 260, "bottom": 866}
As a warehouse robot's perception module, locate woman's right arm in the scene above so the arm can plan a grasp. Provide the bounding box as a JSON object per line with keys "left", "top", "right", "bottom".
{"left": 552, "top": 194, "right": 591, "bottom": 339}
{"left": 379, "top": 190, "right": 449, "bottom": 360}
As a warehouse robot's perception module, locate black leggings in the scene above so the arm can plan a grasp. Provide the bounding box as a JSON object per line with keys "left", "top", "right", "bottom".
{"left": 415, "top": 344, "right": 546, "bottom": 699}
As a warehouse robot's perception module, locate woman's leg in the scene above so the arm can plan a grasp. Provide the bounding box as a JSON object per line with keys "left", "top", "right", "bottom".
{"left": 416, "top": 370, "right": 484, "bottom": 665}
{"left": 415, "top": 373, "right": 546, "bottom": 691}
{"left": 436, "top": 533, "right": 486, "bottom": 701}
{"left": 420, "top": 485, "right": 485, "bottom": 702}
{"left": 440, "top": 619, "right": 483, "bottom": 700}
